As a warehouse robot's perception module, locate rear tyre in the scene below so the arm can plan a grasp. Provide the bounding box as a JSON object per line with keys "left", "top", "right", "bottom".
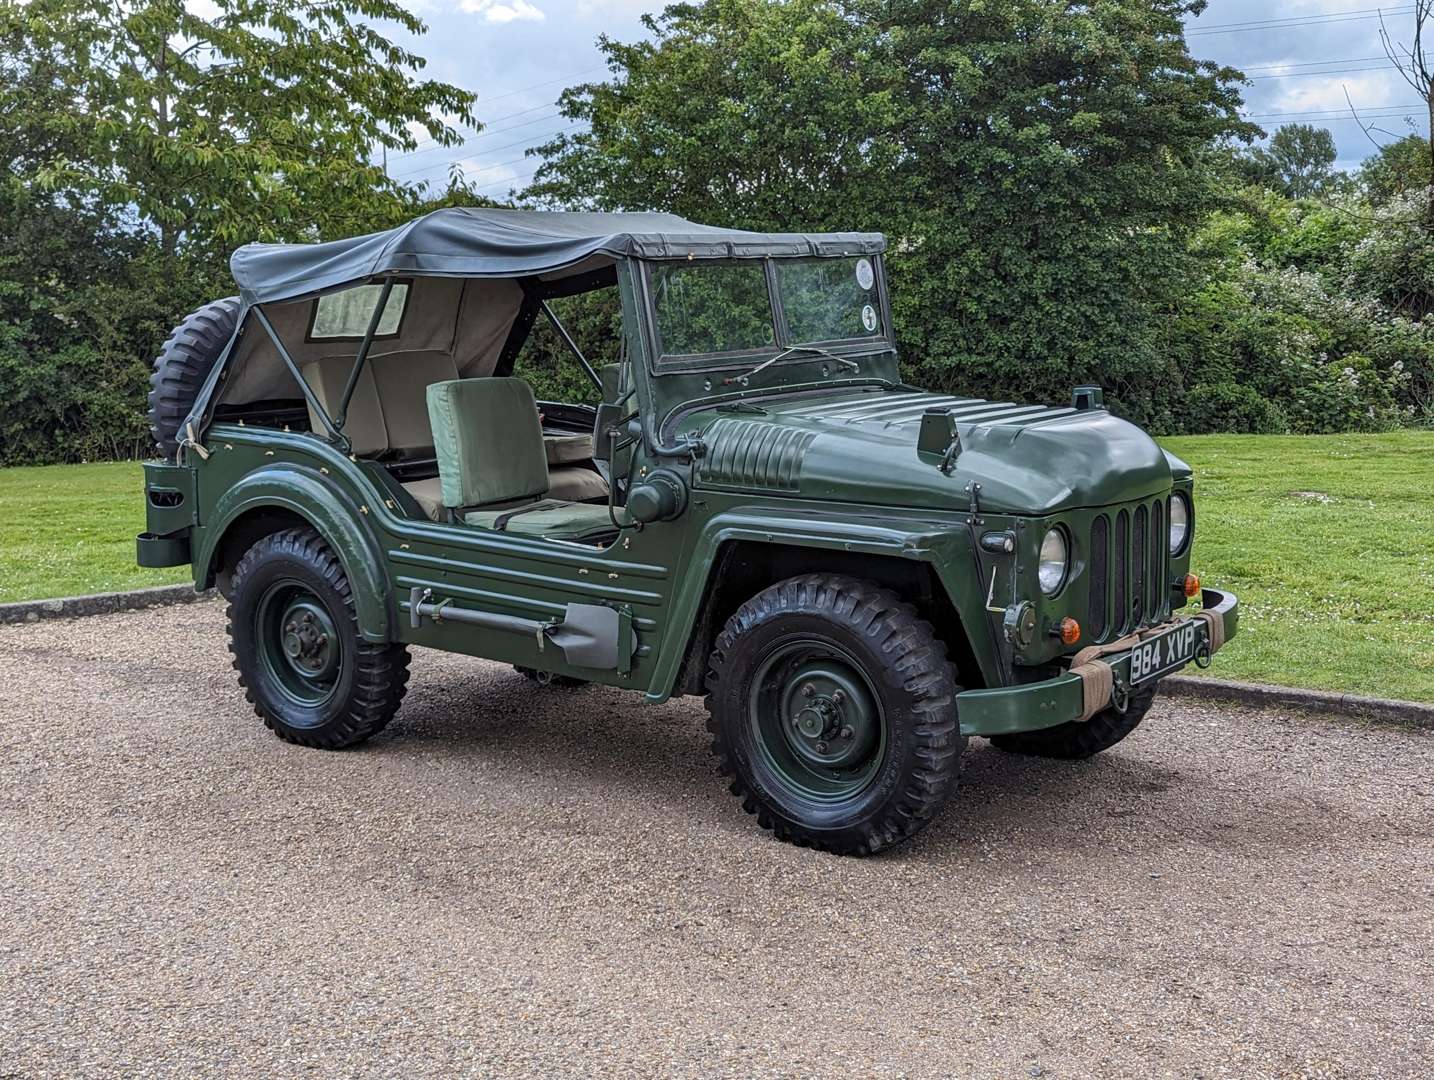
{"left": 149, "top": 296, "right": 241, "bottom": 460}
{"left": 989, "top": 684, "right": 1158, "bottom": 760}
{"left": 705, "top": 574, "right": 964, "bottom": 856}
{"left": 227, "top": 527, "right": 410, "bottom": 749}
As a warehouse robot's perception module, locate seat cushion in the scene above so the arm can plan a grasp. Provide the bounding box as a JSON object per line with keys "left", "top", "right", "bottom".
{"left": 544, "top": 433, "right": 594, "bottom": 465}
{"left": 463, "top": 501, "right": 614, "bottom": 540}
{"left": 427, "top": 377, "right": 548, "bottom": 508}
{"left": 547, "top": 466, "right": 608, "bottom": 503}
{"left": 401, "top": 477, "right": 445, "bottom": 521}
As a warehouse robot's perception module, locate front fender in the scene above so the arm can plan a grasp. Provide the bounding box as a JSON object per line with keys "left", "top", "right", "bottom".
{"left": 195, "top": 463, "right": 393, "bottom": 642}
{"left": 643, "top": 505, "right": 1003, "bottom": 702}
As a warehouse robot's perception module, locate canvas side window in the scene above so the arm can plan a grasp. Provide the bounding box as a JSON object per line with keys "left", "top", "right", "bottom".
{"left": 308, "top": 282, "right": 410, "bottom": 340}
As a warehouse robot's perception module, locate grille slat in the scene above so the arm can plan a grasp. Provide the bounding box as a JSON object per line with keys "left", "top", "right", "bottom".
{"left": 1089, "top": 515, "right": 1109, "bottom": 641}
{"left": 1113, "top": 510, "right": 1129, "bottom": 636}
{"left": 1133, "top": 504, "right": 1148, "bottom": 628}
{"left": 1151, "top": 498, "right": 1164, "bottom": 620}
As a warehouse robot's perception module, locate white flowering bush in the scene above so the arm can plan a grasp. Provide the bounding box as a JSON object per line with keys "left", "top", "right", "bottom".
{"left": 1165, "top": 191, "right": 1434, "bottom": 433}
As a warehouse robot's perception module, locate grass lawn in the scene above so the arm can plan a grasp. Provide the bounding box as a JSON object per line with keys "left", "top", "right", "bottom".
{"left": 1161, "top": 431, "right": 1434, "bottom": 704}
{"left": 2, "top": 432, "right": 1431, "bottom": 702}
{"left": 0, "top": 461, "right": 186, "bottom": 603}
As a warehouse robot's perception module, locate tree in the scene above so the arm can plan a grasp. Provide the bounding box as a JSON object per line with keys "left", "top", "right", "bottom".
{"left": 1237, "top": 124, "right": 1339, "bottom": 198}
{"left": 529, "top": 0, "right": 1254, "bottom": 426}
{"left": 1378, "top": 0, "right": 1434, "bottom": 225}
{"left": 526, "top": 0, "right": 900, "bottom": 227}
{"left": 0, "top": 0, "right": 478, "bottom": 256}
{"left": 1358, "top": 134, "right": 1433, "bottom": 200}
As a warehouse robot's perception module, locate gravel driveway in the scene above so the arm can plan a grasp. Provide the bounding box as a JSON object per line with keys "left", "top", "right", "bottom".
{"left": 1, "top": 601, "right": 1430, "bottom": 1079}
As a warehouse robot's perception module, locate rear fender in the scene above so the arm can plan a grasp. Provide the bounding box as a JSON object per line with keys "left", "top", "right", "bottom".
{"left": 195, "top": 463, "right": 393, "bottom": 642}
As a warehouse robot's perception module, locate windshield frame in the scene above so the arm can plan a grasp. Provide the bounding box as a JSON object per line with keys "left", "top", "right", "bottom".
{"left": 638, "top": 255, "right": 892, "bottom": 375}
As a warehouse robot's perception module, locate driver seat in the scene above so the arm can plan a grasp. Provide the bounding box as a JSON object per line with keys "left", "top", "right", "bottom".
{"left": 426, "top": 378, "right": 614, "bottom": 541}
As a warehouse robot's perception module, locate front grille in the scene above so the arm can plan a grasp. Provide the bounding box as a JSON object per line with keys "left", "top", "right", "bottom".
{"left": 1087, "top": 496, "right": 1169, "bottom": 642}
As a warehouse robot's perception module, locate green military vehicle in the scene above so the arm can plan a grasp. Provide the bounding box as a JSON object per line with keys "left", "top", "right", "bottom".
{"left": 138, "top": 209, "right": 1236, "bottom": 855}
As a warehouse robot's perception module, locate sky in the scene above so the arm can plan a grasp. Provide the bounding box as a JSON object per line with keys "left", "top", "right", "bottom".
{"left": 372, "top": 0, "right": 1433, "bottom": 195}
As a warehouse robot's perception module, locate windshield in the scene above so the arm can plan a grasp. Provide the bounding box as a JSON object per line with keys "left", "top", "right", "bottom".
{"left": 650, "top": 262, "right": 776, "bottom": 356}
{"left": 649, "top": 255, "right": 885, "bottom": 364}
{"left": 777, "top": 257, "right": 883, "bottom": 343}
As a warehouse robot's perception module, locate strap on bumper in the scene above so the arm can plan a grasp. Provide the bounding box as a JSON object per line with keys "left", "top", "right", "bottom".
{"left": 1068, "top": 626, "right": 1167, "bottom": 722}
{"left": 1069, "top": 610, "right": 1227, "bottom": 723}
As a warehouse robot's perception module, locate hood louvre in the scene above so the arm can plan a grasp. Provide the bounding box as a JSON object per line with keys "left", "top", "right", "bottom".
{"left": 696, "top": 418, "right": 817, "bottom": 491}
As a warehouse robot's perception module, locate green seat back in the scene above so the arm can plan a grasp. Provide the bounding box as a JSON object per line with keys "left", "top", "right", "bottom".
{"left": 426, "top": 378, "right": 548, "bottom": 508}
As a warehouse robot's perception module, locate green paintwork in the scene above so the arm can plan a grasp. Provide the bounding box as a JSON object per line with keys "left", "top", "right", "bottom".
{"left": 191, "top": 449, "right": 395, "bottom": 641}
{"left": 143, "top": 243, "right": 1238, "bottom": 734}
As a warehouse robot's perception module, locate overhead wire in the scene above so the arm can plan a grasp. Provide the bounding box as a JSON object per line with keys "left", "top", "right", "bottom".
{"left": 1187, "top": 6, "right": 1417, "bottom": 36}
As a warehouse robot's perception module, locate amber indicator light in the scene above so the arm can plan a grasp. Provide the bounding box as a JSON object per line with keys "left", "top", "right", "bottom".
{"left": 1183, "top": 573, "right": 1200, "bottom": 598}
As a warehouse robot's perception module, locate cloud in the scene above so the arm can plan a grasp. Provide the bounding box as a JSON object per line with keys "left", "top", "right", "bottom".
{"left": 459, "top": 0, "right": 545, "bottom": 23}
{"left": 1267, "top": 70, "right": 1407, "bottom": 115}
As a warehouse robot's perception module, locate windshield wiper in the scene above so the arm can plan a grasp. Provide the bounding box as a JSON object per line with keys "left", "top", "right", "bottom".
{"left": 721, "top": 344, "right": 860, "bottom": 387}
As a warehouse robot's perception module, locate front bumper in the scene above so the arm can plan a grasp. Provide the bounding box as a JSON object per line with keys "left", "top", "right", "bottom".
{"left": 956, "top": 587, "right": 1238, "bottom": 737}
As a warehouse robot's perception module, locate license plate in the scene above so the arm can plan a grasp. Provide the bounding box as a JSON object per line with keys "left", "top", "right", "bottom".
{"left": 1128, "top": 621, "right": 1200, "bottom": 684}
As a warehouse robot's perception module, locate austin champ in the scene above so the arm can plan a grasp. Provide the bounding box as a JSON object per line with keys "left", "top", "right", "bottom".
{"left": 138, "top": 209, "right": 1237, "bottom": 855}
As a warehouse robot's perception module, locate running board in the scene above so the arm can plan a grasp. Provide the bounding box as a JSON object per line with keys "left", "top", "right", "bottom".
{"left": 407, "top": 587, "right": 635, "bottom": 673}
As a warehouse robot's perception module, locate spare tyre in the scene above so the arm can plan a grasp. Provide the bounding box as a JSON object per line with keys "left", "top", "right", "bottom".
{"left": 148, "top": 296, "right": 241, "bottom": 460}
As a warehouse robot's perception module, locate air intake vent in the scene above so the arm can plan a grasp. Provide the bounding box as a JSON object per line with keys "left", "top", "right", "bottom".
{"left": 695, "top": 419, "right": 815, "bottom": 492}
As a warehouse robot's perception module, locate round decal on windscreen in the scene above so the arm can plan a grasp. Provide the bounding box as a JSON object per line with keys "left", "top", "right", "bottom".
{"left": 861, "top": 304, "right": 878, "bottom": 333}
{"left": 854, "top": 258, "right": 875, "bottom": 291}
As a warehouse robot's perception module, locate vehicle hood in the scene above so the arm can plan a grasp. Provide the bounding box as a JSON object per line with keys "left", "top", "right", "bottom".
{"left": 677, "top": 388, "right": 1172, "bottom": 515}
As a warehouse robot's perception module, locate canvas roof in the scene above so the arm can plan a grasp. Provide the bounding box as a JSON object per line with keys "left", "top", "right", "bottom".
{"left": 228, "top": 208, "right": 887, "bottom": 305}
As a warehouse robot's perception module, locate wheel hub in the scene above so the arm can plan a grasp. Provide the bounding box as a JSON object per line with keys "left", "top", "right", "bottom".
{"left": 276, "top": 599, "right": 338, "bottom": 681}
{"left": 778, "top": 661, "right": 878, "bottom": 770}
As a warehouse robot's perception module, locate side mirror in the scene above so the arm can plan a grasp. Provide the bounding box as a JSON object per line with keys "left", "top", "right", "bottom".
{"left": 591, "top": 402, "right": 630, "bottom": 464}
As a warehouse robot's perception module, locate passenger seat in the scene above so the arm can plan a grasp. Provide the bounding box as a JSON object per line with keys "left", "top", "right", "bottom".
{"left": 426, "top": 378, "right": 613, "bottom": 541}
{"left": 300, "top": 354, "right": 607, "bottom": 519}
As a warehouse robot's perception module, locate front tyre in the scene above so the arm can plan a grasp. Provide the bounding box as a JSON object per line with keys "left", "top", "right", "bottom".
{"left": 227, "top": 527, "right": 410, "bottom": 749}
{"left": 989, "top": 683, "right": 1158, "bottom": 760}
{"left": 704, "top": 574, "right": 964, "bottom": 856}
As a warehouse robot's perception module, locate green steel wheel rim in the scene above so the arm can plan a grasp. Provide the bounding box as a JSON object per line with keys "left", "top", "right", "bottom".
{"left": 747, "top": 639, "right": 886, "bottom": 803}
{"left": 255, "top": 578, "right": 344, "bottom": 715}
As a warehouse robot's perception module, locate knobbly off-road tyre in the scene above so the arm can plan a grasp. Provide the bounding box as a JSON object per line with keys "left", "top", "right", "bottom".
{"left": 149, "top": 296, "right": 241, "bottom": 460}
{"left": 704, "top": 573, "right": 965, "bottom": 856}
{"left": 227, "top": 527, "right": 410, "bottom": 749}
{"left": 989, "top": 683, "right": 1159, "bottom": 760}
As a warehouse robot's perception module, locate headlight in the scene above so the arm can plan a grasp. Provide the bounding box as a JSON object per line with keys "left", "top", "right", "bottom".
{"left": 1169, "top": 493, "right": 1190, "bottom": 554}
{"left": 1038, "top": 528, "right": 1068, "bottom": 595}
